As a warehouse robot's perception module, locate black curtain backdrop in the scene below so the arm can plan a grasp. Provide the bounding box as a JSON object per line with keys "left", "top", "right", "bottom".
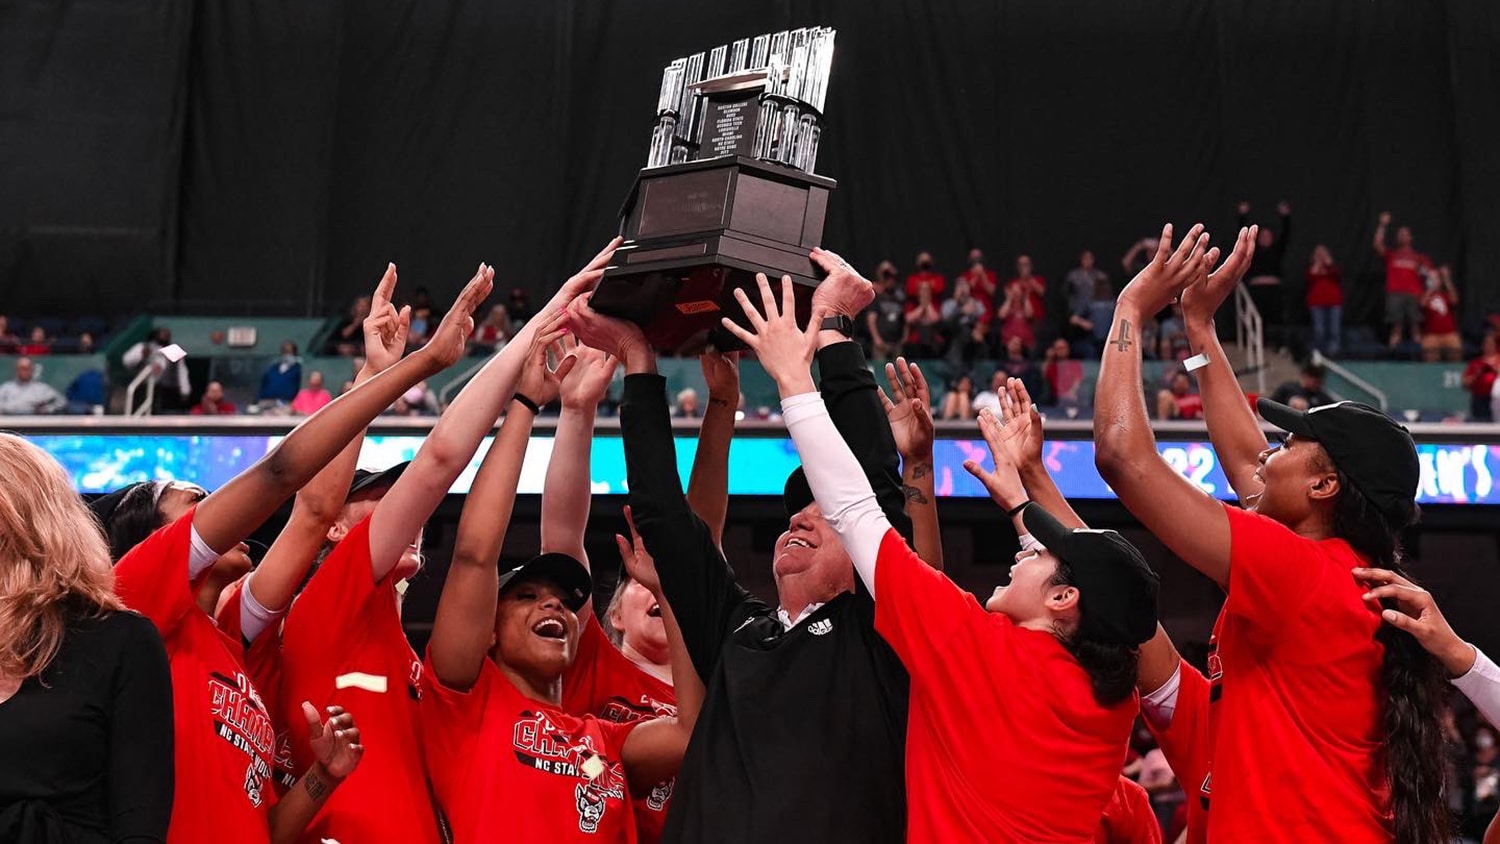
{"left": 2, "top": 1, "right": 1498, "bottom": 329}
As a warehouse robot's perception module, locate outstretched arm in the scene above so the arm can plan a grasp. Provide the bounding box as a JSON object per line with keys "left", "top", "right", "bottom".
{"left": 880, "top": 357, "right": 940, "bottom": 569}
{"left": 1181, "top": 226, "right": 1270, "bottom": 501}
{"left": 428, "top": 342, "right": 568, "bottom": 690}
{"left": 243, "top": 265, "right": 410, "bottom": 632}
{"left": 1095, "top": 224, "right": 1232, "bottom": 588}
{"left": 1373, "top": 212, "right": 1390, "bottom": 257}
{"left": 541, "top": 339, "right": 618, "bottom": 591}
{"left": 685, "top": 352, "right": 739, "bottom": 547}
{"left": 369, "top": 241, "right": 616, "bottom": 579}
{"left": 269, "top": 704, "right": 362, "bottom": 844}
{"left": 191, "top": 267, "right": 487, "bottom": 556}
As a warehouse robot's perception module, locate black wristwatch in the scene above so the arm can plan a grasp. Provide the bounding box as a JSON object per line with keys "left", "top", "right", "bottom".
{"left": 820, "top": 314, "right": 855, "bottom": 337}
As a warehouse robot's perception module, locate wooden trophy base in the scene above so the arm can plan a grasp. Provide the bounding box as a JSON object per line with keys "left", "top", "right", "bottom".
{"left": 590, "top": 155, "right": 836, "bottom": 353}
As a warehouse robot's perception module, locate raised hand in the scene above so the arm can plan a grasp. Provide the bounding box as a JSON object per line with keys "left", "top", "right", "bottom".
{"left": 557, "top": 335, "right": 618, "bottom": 410}
{"left": 516, "top": 331, "right": 578, "bottom": 409}
{"left": 1181, "top": 225, "right": 1255, "bottom": 328}
{"left": 1118, "top": 223, "right": 1217, "bottom": 317}
{"left": 999, "top": 377, "right": 1044, "bottom": 472}
{"left": 422, "top": 264, "right": 495, "bottom": 372}
{"left": 962, "top": 407, "right": 1028, "bottom": 511}
{"left": 809, "top": 247, "right": 876, "bottom": 319}
{"left": 879, "top": 357, "right": 934, "bottom": 462}
{"left": 303, "top": 702, "right": 363, "bottom": 780}
{"left": 565, "top": 292, "right": 650, "bottom": 364}
{"left": 544, "top": 237, "right": 623, "bottom": 314}
{"left": 362, "top": 263, "right": 411, "bottom": 374}
{"left": 700, "top": 351, "right": 740, "bottom": 405}
{"left": 615, "top": 505, "right": 661, "bottom": 595}
{"left": 718, "top": 274, "right": 824, "bottom": 396}
{"left": 1378, "top": 211, "right": 1392, "bottom": 226}
{"left": 1354, "top": 567, "right": 1474, "bottom": 676}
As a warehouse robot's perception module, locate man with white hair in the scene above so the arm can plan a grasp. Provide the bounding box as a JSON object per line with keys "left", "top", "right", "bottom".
{"left": 0, "top": 356, "right": 64, "bottom": 415}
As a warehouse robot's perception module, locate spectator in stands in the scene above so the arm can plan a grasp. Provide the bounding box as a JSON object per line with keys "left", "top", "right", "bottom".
{"left": 326, "top": 294, "right": 373, "bottom": 355}
{"left": 257, "top": 340, "right": 302, "bottom": 404}
{"left": 65, "top": 366, "right": 107, "bottom": 414}
{"left": 189, "top": 381, "right": 237, "bottom": 415}
{"left": 996, "top": 335, "right": 1046, "bottom": 403}
{"left": 1270, "top": 362, "right": 1336, "bottom": 411}
{"left": 1121, "top": 234, "right": 1161, "bottom": 279}
{"left": 1155, "top": 369, "right": 1202, "bottom": 420}
{"left": 939, "top": 373, "right": 975, "bottom": 420}
{"left": 18, "top": 325, "right": 51, "bottom": 356}
{"left": 1087, "top": 277, "right": 1117, "bottom": 357}
{"left": 1007, "top": 254, "right": 1047, "bottom": 326}
{"left": 469, "top": 304, "right": 512, "bottom": 355}
{"left": 972, "top": 369, "right": 1005, "bottom": 416}
{"left": 906, "top": 251, "right": 945, "bottom": 299}
{"left": 1420, "top": 265, "right": 1462, "bottom": 362}
{"left": 1063, "top": 250, "right": 1108, "bottom": 356}
{"left": 405, "top": 305, "right": 435, "bottom": 352}
{"left": 0, "top": 356, "right": 65, "bottom": 415}
{"left": 1306, "top": 244, "right": 1344, "bottom": 357}
{"left": 1374, "top": 212, "right": 1434, "bottom": 351}
{"left": 1042, "top": 337, "right": 1084, "bottom": 407}
{"left": 903, "top": 283, "right": 944, "bottom": 358}
{"left": 121, "top": 327, "right": 190, "bottom": 413}
{"left": 1157, "top": 303, "right": 1191, "bottom": 362}
{"left": 0, "top": 315, "right": 17, "bottom": 353}
{"left": 507, "top": 287, "right": 532, "bottom": 326}
{"left": 1238, "top": 201, "right": 1292, "bottom": 346}
{"left": 76, "top": 332, "right": 96, "bottom": 355}
{"left": 400, "top": 380, "right": 440, "bottom": 415}
{"left": 1461, "top": 333, "right": 1499, "bottom": 422}
{"left": 862, "top": 261, "right": 905, "bottom": 361}
{"left": 995, "top": 275, "right": 1037, "bottom": 352}
{"left": 958, "top": 248, "right": 999, "bottom": 311}
{"left": 674, "top": 387, "right": 701, "bottom": 419}
{"left": 290, "top": 370, "right": 333, "bottom": 415}
{"left": 941, "top": 279, "right": 990, "bottom": 363}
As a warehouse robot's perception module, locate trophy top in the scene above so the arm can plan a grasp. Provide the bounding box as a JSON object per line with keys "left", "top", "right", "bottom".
{"left": 688, "top": 70, "right": 771, "bottom": 96}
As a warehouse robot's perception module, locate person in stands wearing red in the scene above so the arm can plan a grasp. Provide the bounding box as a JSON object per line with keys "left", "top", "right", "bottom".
{"left": 959, "top": 247, "right": 1000, "bottom": 311}
{"left": 1305, "top": 244, "right": 1343, "bottom": 357}
{"left": 420, "top": 345, "right": 700, "bottom": 843}
{"left": 1007, "top": 254, "right": 1048, "bottom": 327}
{"left": 269, "top": 245, "right": 614, "bottom": 844}
{"left": 722, "top": 275, "right": 1159, "bottom": 842}
{"left": 905, "top": 251, "right": 945, "bottom": 300}
{"left": 1462, "top": 332, "right": 1500, "bottom": 422}
{"left": 86, "top": 262, "right": 495, "bottom": 842}
{"left": 1419, "top": 265, "right": 1462, "bottom": 362}
{"left": 1096, "top": 223, "right": 1452, "bottom": 842}
{"left": 1374, "top": 212, "right": 1435, "bottom": 351}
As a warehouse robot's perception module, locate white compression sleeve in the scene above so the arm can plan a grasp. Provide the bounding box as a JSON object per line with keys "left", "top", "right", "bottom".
{"left": 237, "top": 575, "right": 285, "bottom": 643}
{"left": 780, "top": 392, "right": 892, "bottom": 599}
{"left": 1140, "top": 661, "right": 1183, "bottom": 731}
{"left": 1453, "top": 646, "right": 1500, "bottom": 728}
{"left": 188, "top": 525, "right": 219, "bottom": 581}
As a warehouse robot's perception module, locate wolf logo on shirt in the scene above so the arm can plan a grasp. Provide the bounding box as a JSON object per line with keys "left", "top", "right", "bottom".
{"left": 576, "top": 783, "right": 607, "bottom": 833}
{"left": 647, "top": 779, "right": 674, "bottom": 812}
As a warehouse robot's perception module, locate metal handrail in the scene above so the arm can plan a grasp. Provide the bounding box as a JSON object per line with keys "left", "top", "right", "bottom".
{"left": 123, "top": 363, "right": 158, "bottom": 417}
{"left": 1234, "top": 284, "right": 1266, "bottom": 395}
{"left": 1310, "top": 349, "right": 1389, "bottom": 411}
{"left": 437, "top": 353, "right": 494, "bottom": 408}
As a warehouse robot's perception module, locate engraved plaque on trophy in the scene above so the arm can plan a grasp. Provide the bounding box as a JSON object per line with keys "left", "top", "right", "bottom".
{"left": 590, "top": 28, "right": 838, "bottom": 352}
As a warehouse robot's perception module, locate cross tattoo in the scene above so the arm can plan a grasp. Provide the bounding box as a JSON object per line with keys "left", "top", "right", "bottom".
{"left": 1110, "top": 320, "right": 1134, "bottom": 352}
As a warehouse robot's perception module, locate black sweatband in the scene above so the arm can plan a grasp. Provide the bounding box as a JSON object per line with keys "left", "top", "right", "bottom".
{"left": 512, "top": 393, "right": 541, "bottom": 415}
{"left": 1006, "top": 500, "right": 1032, "bottom": 518}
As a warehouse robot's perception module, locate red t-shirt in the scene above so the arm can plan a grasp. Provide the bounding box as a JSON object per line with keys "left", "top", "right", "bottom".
{"left": 1146, "top": 659, "right": 1211, "bottom": 844}
{"left": 1422, "top": 289, "right": 1458, "bottom": 335}
{"left": 1304, "top": 267, "right": 1344, "bottom": 307}
{"left": 905, "top": 270, "right": 946, "bottom": 299}
{"left": 958, "top": 267, "right": 999, "bottom": 310}
{"left": 1095, "top": 776, "right": 1163, "bottom": 844}
{"left": 215, "top": 581, "right": 295, "bottom": 794}
{"left": 1173, "top": 393, "right": 1203, "bottom": 420}
{"left": 1207, "top": 505, "right": 1389, "bottom": 841}
{"left": 872, "top": 529, "right": 1136, "bottom": 842}
{"left": 113, "top": 510, "right": 276, "bottom": 844}
{"left": 1008, "top": 276, "right": 1048, "bottom": 323}
{"left": 1464, "top": 357, "right": 1499, "bottom": 398}
{"left": 563, "top": 615, "right": 677, "bottom": 844}
{"left": 1383, "top": 247, "right": 1433, "bottom": 297}
{"left": 422, "top": 655, "right": 642, "bottom": 843}
{"left": 277, "top": 517, "right": 441, "bottom": 844}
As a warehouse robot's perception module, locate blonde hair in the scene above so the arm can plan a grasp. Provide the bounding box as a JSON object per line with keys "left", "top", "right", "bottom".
{"left": 0, "top": 433, "right": 122, "bottom": 681}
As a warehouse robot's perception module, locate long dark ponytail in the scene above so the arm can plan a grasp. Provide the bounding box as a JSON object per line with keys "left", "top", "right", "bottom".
{"left": 1050, "top": 560, "right": 1139, "bottom": 707}
{"left": 1330, "top": 470, "right": 1451, "bottom": 843}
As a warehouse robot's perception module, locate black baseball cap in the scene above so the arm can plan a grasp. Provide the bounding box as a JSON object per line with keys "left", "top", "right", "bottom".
{"left": 1021, "top": 503, "right": 1160, "bottom": 647}
{"left": 498, "top": 553, "right": 592, "bottom": 612}
{"left": 1256, "top": 399, "right": 1419, "bottom": 521}
{"left": 87, "top": 481, "right": 157, "bottom": 527}
{"left": 348, "top": 462, "right": 410, "bottom": 499}
{"left": 783, "top": 467, "right": 814, "bottom": 519}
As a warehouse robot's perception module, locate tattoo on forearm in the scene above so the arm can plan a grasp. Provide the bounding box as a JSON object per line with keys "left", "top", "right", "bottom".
{"left": 903, "top": 485, "right": 930, "bottom": 505}
{"left": 1110, "top": 320, "right": 1134, "bottom": 352}
{"left": 908, "top": 461, "right": 932, "bottom": 480}
{"left": 709, "top": 396, "right": 731, "bottom": 408}
{"left": 304, "top": 768, "right": 331, "bottom": 802}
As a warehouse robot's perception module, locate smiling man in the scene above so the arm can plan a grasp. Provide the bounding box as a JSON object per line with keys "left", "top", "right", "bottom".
{"left": 567, "top": 250, "right": 921, "bottom": 844}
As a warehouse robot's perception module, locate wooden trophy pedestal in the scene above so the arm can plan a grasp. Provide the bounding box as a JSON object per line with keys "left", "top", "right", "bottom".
{"left": 590, "top": 155, "right": 836, "bottom": 352}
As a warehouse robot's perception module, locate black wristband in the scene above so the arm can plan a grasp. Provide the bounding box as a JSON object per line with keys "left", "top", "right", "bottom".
{"left": 820, "top": 314, "right": 855, "bottom": 337}
{"left": 1006, "top": 500, "right": 1032, "bottom": 518}
{"left": 512, "top": 393, "right": 541, "bottom": 415}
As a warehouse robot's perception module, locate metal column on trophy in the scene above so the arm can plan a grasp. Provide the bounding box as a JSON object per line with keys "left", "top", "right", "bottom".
{"left": 589, "top": 28, "right": 838, "bottom": 352}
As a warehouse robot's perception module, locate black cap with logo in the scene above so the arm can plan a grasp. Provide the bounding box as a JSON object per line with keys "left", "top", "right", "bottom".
{"left": 1256, "top": 399, "right": 1419, "bottom": 522}
{"left": 783, "top": 467, "right": 814, "bottom": 519}
{"left": 1021, "top": 504, "right": 1160, "bottom": 647}
{"left": 497, "top": 552, "right": 592, "bottom": 613}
